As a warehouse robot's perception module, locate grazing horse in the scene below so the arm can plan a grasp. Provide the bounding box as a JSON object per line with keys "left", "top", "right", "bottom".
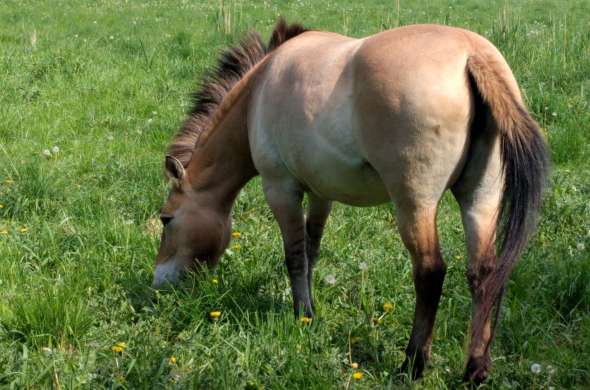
{"left": 152, "top": 20, "right": 549, "bottom": 383}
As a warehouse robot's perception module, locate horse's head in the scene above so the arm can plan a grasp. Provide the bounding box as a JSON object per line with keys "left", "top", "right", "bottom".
{"left": 152, "top": 155, "right": 231, "bottom": 289}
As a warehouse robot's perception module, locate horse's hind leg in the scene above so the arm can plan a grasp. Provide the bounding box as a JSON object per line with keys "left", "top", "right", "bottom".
{"left": 305, "top": 193, "right": 332, "bottom": 308}
{"left": 395, "top": 202, "right": 447, "bottom": 379}
{"left": 452, "top": 133, "right": 503, "bottom": 384}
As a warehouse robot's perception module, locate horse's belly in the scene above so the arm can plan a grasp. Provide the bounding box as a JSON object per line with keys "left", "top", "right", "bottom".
{"left": 289, "top": 146, "right": 390, "bottom": 207}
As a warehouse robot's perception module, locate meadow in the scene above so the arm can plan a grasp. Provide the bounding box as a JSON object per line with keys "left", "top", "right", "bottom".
{"left": 1, "top": 0, "right": 589, "bottom": 388}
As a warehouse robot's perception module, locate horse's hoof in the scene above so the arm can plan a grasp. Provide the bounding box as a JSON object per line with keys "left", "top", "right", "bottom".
{"left": 398, "top": 355, "right": 425, "bottom": 380}
{"left": 463, "top": 355, "right": 491, "bottom": 385}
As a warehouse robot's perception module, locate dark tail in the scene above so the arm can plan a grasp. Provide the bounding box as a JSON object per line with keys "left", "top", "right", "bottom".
{"left": 467, "top": 54, "right": 550, "bottom": 339}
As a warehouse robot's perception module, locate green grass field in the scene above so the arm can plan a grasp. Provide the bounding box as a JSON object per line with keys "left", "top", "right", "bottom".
{"left": 1, "top": 0, "right": 589, "bottom": 388}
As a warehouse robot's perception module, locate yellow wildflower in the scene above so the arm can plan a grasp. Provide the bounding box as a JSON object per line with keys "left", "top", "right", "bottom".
{"left": 353, "top": 371, "right": 363, "bottom": 380}
{"left": 111, "top": 341, "right": 127, "bottom": 353}
{"left": 169, "top": 356, "right": 177, "bottom": 365}
{"left": 212, "top": 278, "right": 219, "bottom": 285}
{"left": 383, "top": 302, "right": 394, "bottom": 313}
{"left": 231, "top": 231, "right": 241, "bottom": 238}
{"left": 351, "top": 362, "right": 359, "bottom": 369}
{"left": 19, "top": 227, "right": 28, "bottom": 233}
{"left": 232, "top": 243, "right": 241, "bottom": 251}
{"left": 0, "top": 204, "right": 4, "bottom": 208}
{"left": 300, "top": 316, "right": 312, "bottom": 325}
{"left": 209, "top": 310, "right": 222, "bottom": 319}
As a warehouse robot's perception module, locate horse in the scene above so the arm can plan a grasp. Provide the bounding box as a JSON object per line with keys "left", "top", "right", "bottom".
{"left": 151, "top": 19, "right": 549, "bottom": 383}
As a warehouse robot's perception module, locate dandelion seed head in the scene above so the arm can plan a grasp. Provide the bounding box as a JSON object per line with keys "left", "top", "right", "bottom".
{"left": 324, "top": 274, "right": 336, "bottom": 285}
{"left": 358, "top": 261, "right": 368, "bottom": 271}
{"left": 531, "top": 363, "right": 542, "bottom": 374}
{"left": 51, "top": 146, "right": 60, "bottom": 154}
{"left": 42, "top": 149, "right": 51, "bottom": 157}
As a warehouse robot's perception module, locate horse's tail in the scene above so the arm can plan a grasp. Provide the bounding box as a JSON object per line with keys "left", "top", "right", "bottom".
{"left": 466, "top": 53, "right": 550, "bottom": 335}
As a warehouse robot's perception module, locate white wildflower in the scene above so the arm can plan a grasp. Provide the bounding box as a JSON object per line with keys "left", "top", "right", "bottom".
{"left": 358, "top": 261, "right": 368, "bottom": 271}
{"left": 324, "top": 274, "right": 336, "bottom": 285}
{"left": 531, "top": 363, "right": 542, "bottom": 374}
{"left": 51, "top": 146, "right": 59, "bottom": 154}
{"left": 42, "top": 149, "right": 51, "bottom": 157}
{"left": 551, "top": 112, "right": 557, "bottom": 117}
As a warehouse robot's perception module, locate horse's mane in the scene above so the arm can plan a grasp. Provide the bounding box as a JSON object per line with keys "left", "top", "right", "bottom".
{"left": 167, "top": 18, "right": 308, "bottom": 167}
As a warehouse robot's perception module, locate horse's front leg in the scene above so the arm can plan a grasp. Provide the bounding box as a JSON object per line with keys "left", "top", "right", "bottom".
{"left": 263, "top": 179, "right": 313, "bottom": 318}
{"left": 305, "top": 193, "right": 332, "bottom": 309}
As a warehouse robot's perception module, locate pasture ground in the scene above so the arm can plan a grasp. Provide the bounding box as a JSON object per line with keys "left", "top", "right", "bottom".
{"left": 1, "top": 0, "right": 589, "bottom": 388}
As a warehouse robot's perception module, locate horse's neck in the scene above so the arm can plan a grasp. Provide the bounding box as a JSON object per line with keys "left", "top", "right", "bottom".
{"left": 186, "top": 90, "right": 257, "bottom": 213}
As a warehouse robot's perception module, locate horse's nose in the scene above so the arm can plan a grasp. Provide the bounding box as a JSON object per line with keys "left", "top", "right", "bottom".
{"left": 152, "top": 260, "right": 182, "bottom": 289}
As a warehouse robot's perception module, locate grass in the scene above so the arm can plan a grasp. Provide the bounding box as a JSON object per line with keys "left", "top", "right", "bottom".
{"left": 1, "top": 0, "right": 589, "bottom": 388}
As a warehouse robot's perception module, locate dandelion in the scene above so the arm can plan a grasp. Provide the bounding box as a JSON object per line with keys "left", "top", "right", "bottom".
{"left": 169, "top": 356, "right": 177, "bottom": 365}
{"left": 19, "top": 227, "right": 28, "bottom": 233}
{"left": 531, "top": 363, "right": 542, "bottom": 374}
{"left": 109, "top": 35, "right": 114, "bottom": 40}
{"left": 51, "top": 146, "right": 59, "bottom": 154}
{"left": 209, "top": 310, "right": 221, "bottom": 320}
{"left": 358, "top": 261, "right": 368, "bottom": 271}
{"left": 232, "top": 243, "right": 241, "bottom": 251}
{"left": 231, "top": 231, "right": 241, "bottom": 238}
{"left": 111, "top": 341, "right": 127, "bottom": 353}
{"left": 300, "top": 316, "right": 312, "bottom": 325}
{"left": 324, "top": 274, "right": 336, "bottom": 285}
{"left": 383, "top": 302, "right": 394, "bottom": 313}
{"left": 551, "top": 112, "right": 557, "bottom": 117}
{"left": 353, "top": 371, "right": 363, "bottom": 380}
{"left": 42, "top": 149, "right": 51, "bottom": 157}
{"left": 351, "top": 362, "right": 359, "bottom": 369}
{"left": 212, "top": 278, "right": 219, "bottom": 284}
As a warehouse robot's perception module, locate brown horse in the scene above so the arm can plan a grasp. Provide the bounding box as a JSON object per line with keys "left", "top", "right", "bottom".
{"left": 152, "top": 20, "right": 549, "bottom": 383}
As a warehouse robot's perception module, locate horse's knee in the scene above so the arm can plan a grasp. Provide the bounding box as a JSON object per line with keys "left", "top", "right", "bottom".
{"left": 413, "top": 256, "right": 447, "bottom": 294}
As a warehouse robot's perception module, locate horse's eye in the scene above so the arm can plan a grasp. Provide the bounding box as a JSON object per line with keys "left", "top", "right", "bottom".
{"left": 160, "top": 215, "right": 173, "bottom": 227}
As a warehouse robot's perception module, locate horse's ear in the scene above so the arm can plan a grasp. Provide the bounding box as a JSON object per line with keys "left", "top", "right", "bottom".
{"left": 165, "top": 155, "right": 185, "bottom": 182}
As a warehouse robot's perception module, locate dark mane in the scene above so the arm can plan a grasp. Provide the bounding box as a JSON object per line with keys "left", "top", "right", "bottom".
{"left": 167, "top": 18, "right": 308, "bottom": 167}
